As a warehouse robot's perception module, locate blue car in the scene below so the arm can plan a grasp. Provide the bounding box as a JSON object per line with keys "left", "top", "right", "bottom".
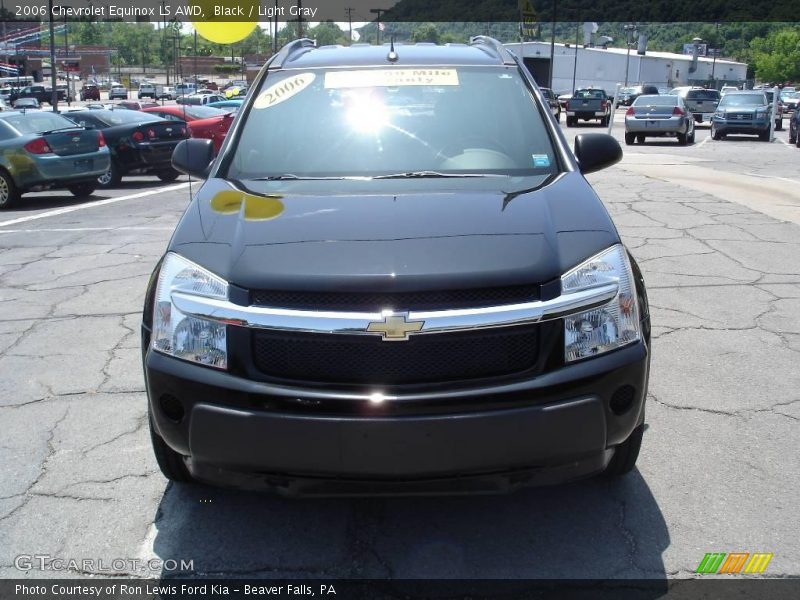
{"left": 0, "top": 111, "right": 110, "bottom": 209}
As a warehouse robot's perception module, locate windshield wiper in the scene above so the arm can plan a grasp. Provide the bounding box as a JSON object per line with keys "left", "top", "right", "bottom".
{"left": 251, "top": 174, "right": 353, "bottom": 181}
{"left": 373, "top": 171, "right": 506, "bottom": 179}
{"left": 40, "top": 127, "right": 81, "bottom": 135}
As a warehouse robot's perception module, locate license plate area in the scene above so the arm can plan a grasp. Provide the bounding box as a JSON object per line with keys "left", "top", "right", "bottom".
{"left": 74, "top": 159, "right": 93, "bottom": 170}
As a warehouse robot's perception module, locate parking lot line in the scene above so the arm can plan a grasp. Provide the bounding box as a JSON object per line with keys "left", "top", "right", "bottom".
{"left": 696, "top": 135, "right": 711, "bottom": 148}
{"left": 0, "top": 226, "right": 176, "bottom": 234}
{"left": 0, "top": 182, "right": 191, "bottom": 229}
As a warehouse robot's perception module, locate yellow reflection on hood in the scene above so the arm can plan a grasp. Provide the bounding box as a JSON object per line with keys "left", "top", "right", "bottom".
{"left": 210, "top": 190, "right": 285, "bottom": 221}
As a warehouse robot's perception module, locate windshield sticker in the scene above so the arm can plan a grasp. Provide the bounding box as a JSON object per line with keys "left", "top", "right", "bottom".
{"left": 254, "top": 73, "right": 316, "bottom": 110}
{"left": 324, "top": 69, "right": 459, "bottom": 89}
{"left": 532, "top": 154, "right": 551, "bottom": 168}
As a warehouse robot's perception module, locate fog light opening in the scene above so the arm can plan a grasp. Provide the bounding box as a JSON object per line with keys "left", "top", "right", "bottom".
{"left": 610, "top": 385, "right": 636, "bottom": 416}
{"left": 159, "top": 393, "right": 185, "bottom": 422}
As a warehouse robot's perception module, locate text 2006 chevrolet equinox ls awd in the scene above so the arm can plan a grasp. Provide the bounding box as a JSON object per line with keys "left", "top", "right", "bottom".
{"left": 142, "top": 38, "right": 651, "bottom": 495}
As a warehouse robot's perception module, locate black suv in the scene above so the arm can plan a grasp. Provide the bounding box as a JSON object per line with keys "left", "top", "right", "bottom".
{"left": 143, "top": 38, "right": 651, "bottom": 495}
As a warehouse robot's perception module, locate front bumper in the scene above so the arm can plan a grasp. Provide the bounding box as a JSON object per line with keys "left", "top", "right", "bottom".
{"left": 713, "top": 117, "right": 770, "bottom": 135}
{"left": 144, "top": 338, "right": 649, "bottom": 495}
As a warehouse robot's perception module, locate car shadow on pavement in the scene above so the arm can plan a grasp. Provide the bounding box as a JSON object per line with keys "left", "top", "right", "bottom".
{"left": 7, "top": 180, "right": 181, "bottom": 212}
{"left": 149, "top": 470, "right": 668, "bottom": 585}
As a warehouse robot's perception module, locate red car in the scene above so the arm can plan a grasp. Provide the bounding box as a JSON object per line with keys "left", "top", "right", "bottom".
{"left": 140, "top": 105, "right": 234, "bottom": 154}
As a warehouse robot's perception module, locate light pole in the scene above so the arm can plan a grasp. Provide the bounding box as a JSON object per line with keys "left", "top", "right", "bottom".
{"left": 623, "top": 24, "right": 637, "bottom": 87}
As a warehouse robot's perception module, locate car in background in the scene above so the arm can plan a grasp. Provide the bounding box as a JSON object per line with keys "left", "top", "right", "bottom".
{"left": 788, "top": 109, "right": 800, "bottom": 146}
{"left": 138, "top": 83, "right": 157, "bottom": 99}
{"left": 117, "top": 100, "right": 160, "bottom": 111}
{"left": 109, "top": 85, "right": 128, "bottom": 100}
{"left": 763, "top": 90, "right": 784, "bottom": 130}
{"left": 13, "top": 98, "right": 40, "bottom": 110}
{"left": 63, "top": 108, "right": 188, "bottom": 187}
{"left": 206, "top": 99, "right": 244, "bottom": 110}
{"left": 539, "top": 87, "right": 561, "bottom": 122}
{"left": 682, "top": 88, "right": 721, "bottom": 124}
{"left": 175, "top": 83, "right": 197, "bottom": 97}
{"left": 565, "top": 88, "right": 611, "bottom": 127}
{"left": 711, "top": 91, "right": 771, "bottom": 141}
{"left": 141, "top": 104, "right": 234, "bottom": 154}
{"left": 624, "top": 94, "right": 694, "bottom": 145}
{"left": 0, "top": 110, "right": 110, "bottom": 208}
{"left": 618, "top": 85, "right": 657, "bottom": 106}
{"left": 195, "top": 89, "right": 217, "bottom": 96}
{"left": 176, "top": 93, "right": 226, "bottom": 106}
{"left": 158, "top": 86, "right": 176, "bottom": 100}
{"left": 80, "top": 84, "right": 101, "bottom": 101}
{"left": 780, "top": 90, "right": 798, "bottom": 112}
{"left": 720, "top": 85, "right": 738, "bottom": 96}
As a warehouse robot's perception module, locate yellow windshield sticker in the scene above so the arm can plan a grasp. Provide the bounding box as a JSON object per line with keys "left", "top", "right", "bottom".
{"left": 254, "top": 73, "right": 316, "bottom": 109}
{"left": 324, "top": 69, "right": 459, "bottom": 89}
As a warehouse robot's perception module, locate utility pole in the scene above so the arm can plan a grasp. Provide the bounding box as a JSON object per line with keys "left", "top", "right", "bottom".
{"left": 273, "top": 0, "right": 279, "bottom": 53}
{"left": 297, "top": 0, "right": 303, "bottom": 38}
{"left": 47, "top": 0, "right": 58, "bottom": 112}
{"left": 194, "top": 30, "right": 197, "bottom": 83}
{"left": 345, "top": 7, "right": 354, "bottom": 45}
{"left": 63, "top": 13, "right": 71, "bottom": 106}
{"left": 370, "top": 8, "right": 385, "bottom": 45}
{"left": 162, "top": 0, "right": 168, "bottom": 85}
{"left": 623, "top": 24, "right": 637, "bottom": 87}
{"left": 571, "top": 21, "right": 579, "bottom": 93}
{"left": 548, "top": 0, "right": 556, "bottom": 89}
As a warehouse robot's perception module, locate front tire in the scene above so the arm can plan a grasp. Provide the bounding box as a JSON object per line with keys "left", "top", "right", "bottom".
{"left": 566, "top": 116, "right": 575, "bottom": 127}
{"left": 604, "top": 424, "right": 644, "bottom": 477}
{"left": 97, "top": 160, "right": 121, "bottom": 188}
{"left": 0, "top": 170, "right": 20, "bottom": 209}
{"left": 149, "top": 415, "right": 193, "bottom": 483}
{"left": 775, "top": 119, "right": 782, "bottom": 131}
{"left": 67, "top": 183, "right": 97, "bottom": 198}
{"left": 711, "top": 124, "right": 723, "bottom": 140}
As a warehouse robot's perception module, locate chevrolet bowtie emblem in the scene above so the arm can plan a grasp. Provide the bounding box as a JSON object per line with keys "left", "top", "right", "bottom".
{"left": 366, "top": 313, "right": 425, "bottom": 341}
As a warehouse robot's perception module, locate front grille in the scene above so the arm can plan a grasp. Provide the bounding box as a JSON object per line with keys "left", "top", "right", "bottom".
{"left": 251, "top": 285, "right": 539, "bottom": 312}
{"left": 252, "top": 326, "right": 540, "bottom": 385}
{"left": 727, "top": 112, "right": 754, "bottom": 120}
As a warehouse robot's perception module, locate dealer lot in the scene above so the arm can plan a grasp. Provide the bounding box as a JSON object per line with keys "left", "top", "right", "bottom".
{"left": 1, "top": 120, "right": 799, "bottom": 579}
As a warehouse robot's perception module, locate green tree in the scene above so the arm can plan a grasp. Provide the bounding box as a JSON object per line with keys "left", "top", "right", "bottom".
{"left": 750, "top": 28, "right": 800, "bottom": 83}
{"left": 308, "top": 21, "right": 348, "bottom": 47}
{"left": 410, "top": 23, "right": 441, "bottom": 44}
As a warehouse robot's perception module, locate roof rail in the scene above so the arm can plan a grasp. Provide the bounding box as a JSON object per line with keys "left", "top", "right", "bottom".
{"left": 469, "top": 36, "right": 517, "bottom": 66}
{"left": 270, "top": 38, "right": 317, "bottom": 69}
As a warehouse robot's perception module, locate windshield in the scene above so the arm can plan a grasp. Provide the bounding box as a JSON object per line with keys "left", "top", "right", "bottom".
{"left": 227, "top": 66, "right": 557, "bottom": 181}
{"left": 719, "top": 93, "right": 767, "bottom": 107}
{"left": 182, "top": 106, "right": 227, "bottom": 119}
{"left": 85, "top": 110, "right": 165, "bottom": 127}
{"left": 632, "top": 96, "right": 677, "bottom": 107}
{"left": 687, "top": 90, "right": 720, "bottom": 100}
{"left": 0, "top": 112, "right": 79, "bottom": 133}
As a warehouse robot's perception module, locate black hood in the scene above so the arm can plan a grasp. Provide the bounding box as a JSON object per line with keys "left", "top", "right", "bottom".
{"left": 169, "top": 173, "right": 619, "bottom": 293}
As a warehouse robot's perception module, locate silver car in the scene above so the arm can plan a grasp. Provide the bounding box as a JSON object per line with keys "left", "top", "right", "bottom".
{"left": 624, "top": 94, "right": 695, "bottom": 145}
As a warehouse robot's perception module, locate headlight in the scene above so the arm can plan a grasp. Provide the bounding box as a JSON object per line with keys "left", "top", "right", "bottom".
{"left": 562, "top": 245, "right": 641, "bottom": 362}
{"left": 714, "top": 111, "right": 725, "bottom": 118}
{"left": 152, "top": 253, "right": 228, "bottom": 369}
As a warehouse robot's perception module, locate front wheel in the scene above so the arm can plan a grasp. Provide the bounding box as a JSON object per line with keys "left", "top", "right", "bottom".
{"left": 603, "top": 424, "right": 644, "bottom": 478}
{"left": 149, "top": 415, "right": 193, "bottom": 483}
{"left": 97, "top": 161, "right": 121, "bottom": 188}
{"left": 711, "top": 124, "right": 723, "bottom": 140}
{"left": 775, "top": 119, "right": 783, "bottom": 131}
{"left": 67, "top": 183, "right": 97, "bottom": 198}
{"left": 157, "top": 168, "right": 180, "bottom": 182}
{"left": 566, "top": 116, "right": 575, "bottom": 127}
{"left": 0, "top": 170, "right": 20, "bottom": 209}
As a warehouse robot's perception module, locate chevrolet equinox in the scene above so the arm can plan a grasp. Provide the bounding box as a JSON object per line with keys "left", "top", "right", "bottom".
{"left": 142, "top": 37, "right": 651, "bottom": 495}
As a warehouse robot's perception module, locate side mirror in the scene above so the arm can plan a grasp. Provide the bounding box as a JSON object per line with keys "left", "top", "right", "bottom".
{"left": 574, "top": 133, "right": 622, "bottom": 175}
{"left": 172, "top": 138, "right": 214, "bottom": 179}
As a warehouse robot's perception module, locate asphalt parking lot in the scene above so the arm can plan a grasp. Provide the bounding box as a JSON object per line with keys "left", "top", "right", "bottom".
{"left": 1, "top": 114, "right": 799, "bottom": 579}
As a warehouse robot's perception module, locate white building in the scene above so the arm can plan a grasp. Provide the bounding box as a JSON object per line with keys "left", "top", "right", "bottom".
{"left": 504, "top": 41, "right": 748, "bottom": 95}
